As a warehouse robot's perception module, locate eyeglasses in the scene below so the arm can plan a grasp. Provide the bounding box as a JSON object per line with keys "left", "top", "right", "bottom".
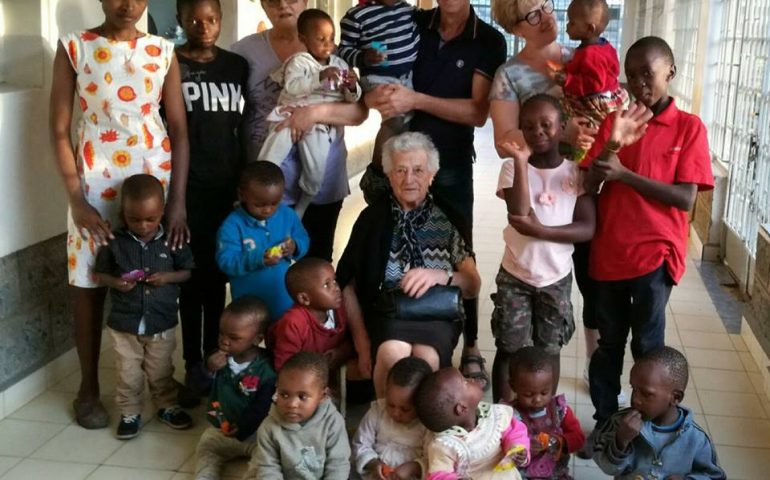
{"left": 261, "top": 0, "right": 300, "bottom": 7}
{"left": 517, "top": 0, "right": 554, "bottom": 26}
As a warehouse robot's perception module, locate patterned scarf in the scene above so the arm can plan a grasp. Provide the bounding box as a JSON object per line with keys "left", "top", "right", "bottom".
{"left": 391, "top": 195, "right": 434, "bottom": 269}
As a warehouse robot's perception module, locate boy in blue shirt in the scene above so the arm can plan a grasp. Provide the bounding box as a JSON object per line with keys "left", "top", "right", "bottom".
{"left": 216, "top": 162, "right": 310, "bottom": 322}
{"left": 593, "top": 347, "right": 725, "bottom": 479}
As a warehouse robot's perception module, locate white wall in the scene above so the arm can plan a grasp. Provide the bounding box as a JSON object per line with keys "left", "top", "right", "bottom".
{"left": 0, "top": 0, "right": 146, "bottom": 258}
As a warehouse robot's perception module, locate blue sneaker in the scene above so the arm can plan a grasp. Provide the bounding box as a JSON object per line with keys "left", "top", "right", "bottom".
{"left": 116, "top": 414, "right": 141, "bottom": 440}
{"left": 157, "top": 406, "right": 192, "bottom": 430}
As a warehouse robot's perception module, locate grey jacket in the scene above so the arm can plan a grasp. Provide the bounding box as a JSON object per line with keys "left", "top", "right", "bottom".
{"left": 254, "top": 398, "right": 350, "bottom": 479}
{"left": 593, "top": 406, "right": 726, "bottom": 480}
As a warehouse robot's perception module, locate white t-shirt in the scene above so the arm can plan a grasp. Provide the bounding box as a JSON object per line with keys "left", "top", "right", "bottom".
{"left": 496, "top": 159, "right": 585, "bottom": 287}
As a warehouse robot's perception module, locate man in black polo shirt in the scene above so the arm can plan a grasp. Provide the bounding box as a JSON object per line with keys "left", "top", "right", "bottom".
{"left": 366, "top": 0, "right": 507, "bottom": 388}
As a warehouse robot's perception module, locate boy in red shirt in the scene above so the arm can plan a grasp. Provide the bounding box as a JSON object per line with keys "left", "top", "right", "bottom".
{"left": 579, "top": 36, "right": 713, "bottom": 454}
{"left": 269, "top": 258, "right": 354, "bottom": 372}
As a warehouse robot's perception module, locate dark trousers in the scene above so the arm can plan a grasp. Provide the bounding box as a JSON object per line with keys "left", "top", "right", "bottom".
{"left": 179, "top": 185, "right": 234, "bottom": 368}
{"left": 572, "top": 241, "right": 598, "bottom": 329}
{"left": 430, "top": 160, "right": 478, "bottom": 343}
{"left": 179, "top": 269, "right": 227, "bottom": 367}
{"left": 589, "top": 264, "right": 673, "bottom": 424}
{"left": 302, "top": 200, "right": 344, "bottom": 262}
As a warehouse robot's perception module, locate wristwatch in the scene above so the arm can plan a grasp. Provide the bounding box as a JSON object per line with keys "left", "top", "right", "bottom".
{"left": 445, "top": 269, "right": 454, "bottom": 285}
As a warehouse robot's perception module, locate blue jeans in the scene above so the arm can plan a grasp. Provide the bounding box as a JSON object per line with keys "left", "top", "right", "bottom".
{"left": 589, "top": 263, "right": 673, "bottom": 424}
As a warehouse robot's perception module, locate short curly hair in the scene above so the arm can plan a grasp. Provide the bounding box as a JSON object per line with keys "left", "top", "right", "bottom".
{"left": 492, "top": 0, "right": 538, "bottom": 33}
{"left": 636, "top": 346, "right": 689, "bottom": 391}
{"left": 387, "top": 356, "right": 433, "bottom": 388}
{"left": 280, "top": 351, "right": 329, "bottom": 388}
{"left": 415, "top": 368, "right": 460, "bottom": 432}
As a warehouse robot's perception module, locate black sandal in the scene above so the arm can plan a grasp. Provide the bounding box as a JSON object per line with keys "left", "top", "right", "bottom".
{"left": 460, "top": 354, "right": 490, "bottom": 391}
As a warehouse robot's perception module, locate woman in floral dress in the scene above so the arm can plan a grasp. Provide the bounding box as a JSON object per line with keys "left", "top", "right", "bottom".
{"left": 50, "top": 0, "right": 189, "bottom": 429}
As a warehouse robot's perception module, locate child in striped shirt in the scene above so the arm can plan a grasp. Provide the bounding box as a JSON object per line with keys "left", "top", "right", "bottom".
{"left": 339, "top": 0, "right": 420, "bottom": 203}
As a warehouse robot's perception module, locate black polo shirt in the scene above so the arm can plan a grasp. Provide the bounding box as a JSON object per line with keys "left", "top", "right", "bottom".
{"left": 94, "top": 228, "right": 195, "bottom": 335}
{"left": 410, "top": 6, "right": 506, "bottom": 166}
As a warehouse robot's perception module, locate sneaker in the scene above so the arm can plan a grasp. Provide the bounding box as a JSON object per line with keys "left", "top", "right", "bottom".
{"left": 617, "top": 389, "right": 629, "bottom": 408}
{"left": 157, "top": 406, "right": 193, "bottom": 430}
{"left": 116, "top": 414, "right": 141, "bottom": 440}
{"left": 582, "top": 364, "right": 629, "bottom": 408}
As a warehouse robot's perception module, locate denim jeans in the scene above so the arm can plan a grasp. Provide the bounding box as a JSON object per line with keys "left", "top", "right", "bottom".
{"left": 589, "top": 263, "right": 673, "bottom": 424}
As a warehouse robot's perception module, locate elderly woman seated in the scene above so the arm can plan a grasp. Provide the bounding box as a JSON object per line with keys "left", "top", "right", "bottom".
{"left": 337, "top": 132, "right": 481, "bottom": 397}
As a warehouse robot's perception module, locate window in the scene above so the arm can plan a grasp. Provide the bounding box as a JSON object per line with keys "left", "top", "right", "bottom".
{"left": 470, "top": 0, "right": 625, "bottom": 57}
{"left": 711, "top": 0, "right": 770, "bottom": 254}
{"left": 670, "top": 0, "right": 703, "bottom": 113}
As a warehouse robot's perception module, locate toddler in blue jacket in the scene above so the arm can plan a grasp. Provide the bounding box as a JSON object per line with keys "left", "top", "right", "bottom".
{"left": 216, "top": 162, "right": 310, "bottom": 322}
{"left": 593, "top": 347, "right": 725, "bottom": 479}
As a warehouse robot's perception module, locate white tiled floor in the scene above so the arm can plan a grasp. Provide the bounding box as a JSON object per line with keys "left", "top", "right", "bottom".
{"left": 0, "top": 123, "right": 767, "bottom": 478}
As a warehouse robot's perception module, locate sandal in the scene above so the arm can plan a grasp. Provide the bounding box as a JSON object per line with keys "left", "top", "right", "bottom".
{"left": 73, "top": 397, "right": 109, "bottom": 429}
{"left": 460, "top": 354, "right": 490, "bottom": 391}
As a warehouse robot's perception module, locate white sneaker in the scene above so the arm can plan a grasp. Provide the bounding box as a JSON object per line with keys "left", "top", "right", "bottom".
{"left": 617, "top": 390, "right": 629, "bottom": 407}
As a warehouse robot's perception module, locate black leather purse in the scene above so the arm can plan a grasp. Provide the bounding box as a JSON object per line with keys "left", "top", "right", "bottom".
{"left": 377, "top": 285, "right": 464, "bottom": 323}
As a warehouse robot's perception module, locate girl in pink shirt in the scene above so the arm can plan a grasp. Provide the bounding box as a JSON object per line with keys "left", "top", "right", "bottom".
{"left": 491, "top": 94, "right": 596, "bottom": 402}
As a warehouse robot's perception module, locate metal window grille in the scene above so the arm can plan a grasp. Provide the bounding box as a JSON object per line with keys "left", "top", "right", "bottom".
{"left": 471, "top": 0, "right": 625, "bottom": 57}
{"left": 714, "top": 0, "right": 770, "bottom": 254}
{"left": 670, "top": 0, "right": 702, "bottom": 113}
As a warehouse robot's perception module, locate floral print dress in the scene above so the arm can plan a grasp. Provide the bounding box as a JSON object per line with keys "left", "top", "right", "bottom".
{"left": 61, "top": 30, "right": 175, "bottom": 287}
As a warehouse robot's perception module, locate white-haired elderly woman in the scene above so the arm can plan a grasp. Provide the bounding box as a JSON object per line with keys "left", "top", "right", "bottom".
{"left": 337, "top": 132, "right": 481, "bottom": 397}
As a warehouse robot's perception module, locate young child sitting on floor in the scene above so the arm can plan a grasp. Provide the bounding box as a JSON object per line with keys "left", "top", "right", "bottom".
{"left": 258, "top": 9, "right": 361, "bottom": 217}
{"left": 593, "top": 347, "right": 726, "bottom": 479}
{"left": 553, "top": 0, "right": 628, "bottom": 145}
{"left": 216, "top": 161, "right": 310, "bottom": 322}
{"left": 195, "top": 296, "right": 276, "bottom": 480}
{"left": 252, "top": 352, "right": 351, "bottom": 479}
{"left": 507, "top": 347, "right": 584, "bottom": 480}
{"left": 94, "top": 174, "right": 195, "bottom": 440}
{"left": 353, "top": 356, "right": 433, "bottom": 480}
{"left": 269, "top": 257, "right": 354, "bottom": 372}
{"left": 415, "top": 367, "right": 530, "bottom": 479}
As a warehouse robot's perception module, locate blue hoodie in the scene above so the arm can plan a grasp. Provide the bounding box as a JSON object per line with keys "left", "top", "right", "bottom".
{"left": 593, "top": 406, "right": 725, "bottom": 480}
{"left": 216, "top": 205, "right": 309, "bottom": 321}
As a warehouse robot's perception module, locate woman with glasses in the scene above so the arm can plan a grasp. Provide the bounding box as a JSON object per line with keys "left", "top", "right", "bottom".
{"left": 231, "top": 0, "right": 367, "bottom": 262}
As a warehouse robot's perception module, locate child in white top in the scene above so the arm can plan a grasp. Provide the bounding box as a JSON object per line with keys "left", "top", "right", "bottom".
{"left": 491, "top": 94, "right": 596, "bottom": 403}
{"left": 353, "top": 357, "right": 433, "bottom": 480}
{"left": 258, "top": 9, "right": 361, "bottom": 217}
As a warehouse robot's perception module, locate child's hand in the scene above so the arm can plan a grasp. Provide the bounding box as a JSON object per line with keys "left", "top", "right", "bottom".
{"left": 363, "top": 48, "right": 386, "bottom": 67}
{"left": 207, "top": 350, "right": 227, "bottom": 372}
{"left": 319, "top": 66, "right": 342, "bottom": 83}
{"left": 146, "top": 272, "right": 172, "bottom": 286}
{"left": 389, "top": 461, "right": 421, "bottom": 479}
{"left": 342, "top": 69, "right": 359, "bottom": 91}
{"left": 113, "top": 279, "right": 137, "bottom": 293}
{"left": 497, "top": 141, "right": 530, "bottom": 164}
{"left": 591, "top": 150, "right": 628, "bottom": 182}
{"left": 616, "top": 408, "right": 643, "bottom": 450}
{"left": 507, "top": 209, "right": 544, "bottom": 238}
{"left": 609, "top": 101, "right": 653, "bottom": 148}
{"left": 495, "top": 445, "right": 527, "bottom": 471}
{"left": 222, "top": 424, "right": 239, "bottom": 437}
{"left": 546, "top": 60, "right": 565, "bottom": 85}
{"left": 364, "top": 459, "right": 385, "bottom": 479}
{"left": 263, "top": 248, "right": 281, "bottom": 266}
{"left": 281, "top": 238, "right": 296, "bottom": 257}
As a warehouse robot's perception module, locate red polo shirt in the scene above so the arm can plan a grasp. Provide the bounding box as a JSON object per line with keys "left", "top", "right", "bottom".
{"left": 580, "top": 100, "right": 714, "bottom": 283}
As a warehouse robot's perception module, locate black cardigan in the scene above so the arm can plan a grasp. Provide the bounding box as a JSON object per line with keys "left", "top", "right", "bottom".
{"left": 336, "top": 196, "right": 472, "bottom": 328}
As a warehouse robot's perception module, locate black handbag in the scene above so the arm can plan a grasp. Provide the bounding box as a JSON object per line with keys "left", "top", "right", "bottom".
{"left": 377, "top": 285, "right": 464, "bottom": 322}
